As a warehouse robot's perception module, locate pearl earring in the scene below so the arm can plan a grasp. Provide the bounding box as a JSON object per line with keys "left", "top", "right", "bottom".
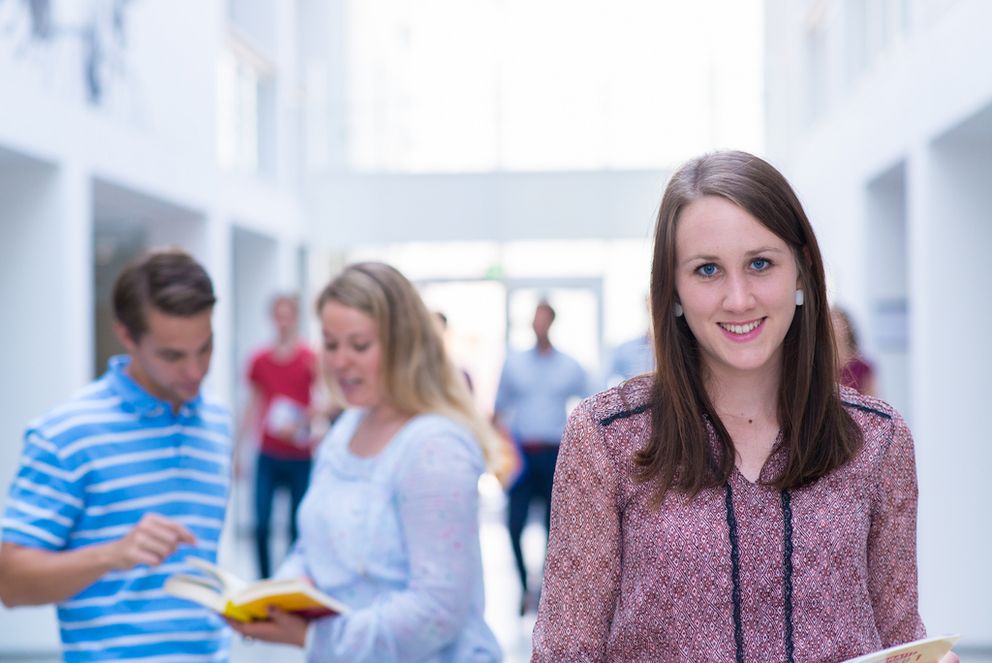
{"left": 795, "top": 289, "right": 804, "bottom": 306}
{"left": 674, "top": 302, "right": 684, "bottom": 317}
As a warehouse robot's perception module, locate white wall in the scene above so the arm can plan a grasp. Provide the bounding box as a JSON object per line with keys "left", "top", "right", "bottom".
{"left": 232, "top": 228, "right": 282, "bottom": 404}
{"left": 298, "top": 0, "right": 351, "bottom": 171}
{"left": 910, "top": 132, "right": 992, "bottom": 639}
{"left": 0, "top": 151, "right": 91, "bottom": 652}
{"left": 307, "top": 170, "right": 666, "bottom": 247}
{"left": 0, "top": 0, "right": 311, "bottom": 653}
{"left": 864, "top": 162, "right": 910, "bottom": 416}
{"left": 765, "top": 0, "right": 992, "bottom": 646}
{"left": 0, "top": 1, "right": 223, "bottom": 208}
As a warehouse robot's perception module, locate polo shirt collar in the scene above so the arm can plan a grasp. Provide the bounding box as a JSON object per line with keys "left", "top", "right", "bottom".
{"left": 106, "top": 355, "right": 203, "bottom": 417}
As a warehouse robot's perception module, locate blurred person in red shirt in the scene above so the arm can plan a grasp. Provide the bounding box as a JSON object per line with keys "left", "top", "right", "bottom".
{"left": 235, "top": 294, "right": 321, "bottom": 578}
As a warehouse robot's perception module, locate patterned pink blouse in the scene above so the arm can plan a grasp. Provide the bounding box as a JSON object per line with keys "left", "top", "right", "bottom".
{"left": 532, "top": 377, "right": 925, "bottom": 662}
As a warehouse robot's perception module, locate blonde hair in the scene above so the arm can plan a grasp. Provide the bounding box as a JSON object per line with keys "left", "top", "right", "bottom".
{"left": 316, "top": 262, "right": 499, "bottom": 462}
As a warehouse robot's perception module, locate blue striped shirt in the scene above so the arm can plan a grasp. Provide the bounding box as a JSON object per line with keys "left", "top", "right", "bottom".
{"left": 1, "top": 355, "right": 232, "bottom": 662}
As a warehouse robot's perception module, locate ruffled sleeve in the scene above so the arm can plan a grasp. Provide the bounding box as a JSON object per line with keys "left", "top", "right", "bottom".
{"left": 532, "top": 400, "right": 622, "bottom": 661}
{"left": 866, "top": 410, "right": 927, "bottom": 646}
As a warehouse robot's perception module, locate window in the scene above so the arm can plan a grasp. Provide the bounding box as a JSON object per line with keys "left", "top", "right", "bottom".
{"left": 216, "top": 33, "right": 275, "bottom": 175}
{"left": 341, "top": 0, "right": 764, "bottom": 172}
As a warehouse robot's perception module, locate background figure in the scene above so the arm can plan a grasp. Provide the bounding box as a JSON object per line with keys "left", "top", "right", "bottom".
{"left": 235, "top": 294, "right": 319, "bottom": 579}
{"left": 605, "top": 331, "right": 654, "bottom": 385}
{"left": 434, "top": 310, "right": 474, "bottom": 393}
{"left": 227, "top": 262, "right": 501, "bottom": 662}
{"left": 831, "top": 307, "right": 878, "bottom": 397}
{"left": 493, "top": 300, "right": 587, "bottom": 614}
{"left": 605, "top": 296, "right": 655, "bottom": 386}
{"left": 0, "top": 250, "right": 231, "bottom": 661}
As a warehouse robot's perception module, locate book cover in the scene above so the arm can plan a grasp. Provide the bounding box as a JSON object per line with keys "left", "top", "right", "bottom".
{"left": 165, "top": 558, "right": 349, "bottom": 623}
{"left": 841, "top": 634, "right": 960, "bottom": 663}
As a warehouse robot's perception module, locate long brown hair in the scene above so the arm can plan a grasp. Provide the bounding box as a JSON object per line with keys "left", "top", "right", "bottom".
{"left": 637, "top": 151, "right": 862, "bottom": 501}
{"left": 316, "top": 262, "right": 499, "bottom": 461}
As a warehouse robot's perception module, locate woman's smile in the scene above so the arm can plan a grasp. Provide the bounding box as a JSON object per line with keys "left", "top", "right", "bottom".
{"left": 717, "top": 317, "right": 766, "bottom": 341}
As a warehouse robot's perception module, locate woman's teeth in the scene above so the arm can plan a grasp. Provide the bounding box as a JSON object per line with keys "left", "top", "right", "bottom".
{"left": 719, "top": 319, "right": 762, "bottom": 335}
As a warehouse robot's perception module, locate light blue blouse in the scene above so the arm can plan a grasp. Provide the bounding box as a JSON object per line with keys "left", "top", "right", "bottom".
{"left": 276, "top": 409, "right": 502, "bottom": 662}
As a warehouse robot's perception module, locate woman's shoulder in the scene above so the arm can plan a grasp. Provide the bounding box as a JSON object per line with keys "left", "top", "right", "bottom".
{"left": 581, "top": 374, "right": 654, "bottom": 427}
{"left": 838, "top": 385, "right": 901, "bottom": 424}
{"left": 403, "top": 412, "right": 470, "bottom": 438}
{"left": 837, "top": 386, "right": 912, "bottom": 460}
{"left": 567, "top": 374, "right": 654, "bottom": 460}
{"left": 394, "top": 412, "right": 486, "bottom": 467}
{"left": 555, "top": 376, "right": 654, "bottom": 498}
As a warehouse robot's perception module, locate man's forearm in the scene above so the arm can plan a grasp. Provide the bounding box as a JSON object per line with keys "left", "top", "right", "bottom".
{"left": 0, "top": 542, "right": 117, "bottom": 607}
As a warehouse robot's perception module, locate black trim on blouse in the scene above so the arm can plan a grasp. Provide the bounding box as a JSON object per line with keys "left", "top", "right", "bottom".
{"left": 599, "top": 403, "right": 651, "bottom": 427}
{"left": 781, "top": 489, "right": 796, "bottom": 663}
{"left": 841, "top": 400, "right": 892, "bottom": 419}
{"left": 724, "top": 482, "right": 746, "bottom": 663}
{"left": 724, "top": 483, "right": 797, "bottom": 663}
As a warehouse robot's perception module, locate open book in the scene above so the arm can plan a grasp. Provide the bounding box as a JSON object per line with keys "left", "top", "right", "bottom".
{"left": 165, "top": 558, "right": 349, "bottom": 623}
{"left": 841, "top": 634, "right": 960, "bottom": 663}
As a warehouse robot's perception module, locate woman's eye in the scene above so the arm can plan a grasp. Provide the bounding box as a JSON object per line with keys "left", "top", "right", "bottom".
{"left": 696, "top": 263, "right": 718, "bottom": 277}
{"left": 353, "top": 343, "right": 370, "bottom": 353}
{"left": 751, "top": 258, "right": 771, "bottom": 271}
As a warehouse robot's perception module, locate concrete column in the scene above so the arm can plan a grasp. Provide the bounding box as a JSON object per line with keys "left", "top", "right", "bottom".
{"left": 274, "top": 238, "right": 301, "bottom": 293}
{"left": 231, "top": 227, "right": 280, "bottom": 410}
{"left": 203, "top": 212, "right": 235, "bottom": 409}
{"left": 864, "top": 162, "right": 910, "bottom": 417}
{"left": 62, "top": 162, "right": 95, "bottom": 383}
{"left": 0, "top": 158, "right": 90, "bottom": 653}
{"left": 908, "top": 141, "right": 992, "bottom": 642}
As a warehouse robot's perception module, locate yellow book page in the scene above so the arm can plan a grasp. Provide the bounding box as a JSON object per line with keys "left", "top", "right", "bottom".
{"left": 220, "top": 601, "right": 255, "bottom": 623}
{"left": 233, "top": 592, "right": 331, "bottom": 620}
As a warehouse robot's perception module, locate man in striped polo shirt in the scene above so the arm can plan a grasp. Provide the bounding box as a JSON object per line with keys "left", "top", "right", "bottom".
{"left": 0, "top": 250, "right": 232, "bottom": 661}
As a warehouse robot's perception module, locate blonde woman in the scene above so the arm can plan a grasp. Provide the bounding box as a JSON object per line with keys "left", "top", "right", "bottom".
{"left": 229, "top": 262, "right": 502, "bottom": 662}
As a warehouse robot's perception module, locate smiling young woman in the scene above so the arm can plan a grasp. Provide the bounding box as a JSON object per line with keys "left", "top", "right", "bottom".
{"left": 532, "top": 151, "right": 957, "bottom": 663}
{"left": 642, "top": 154, "right": 862, "bottom": 499}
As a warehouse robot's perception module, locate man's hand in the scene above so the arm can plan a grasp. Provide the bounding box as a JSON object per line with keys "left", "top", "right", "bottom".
{"left": 107, "top": 513, "right": 196, "bottom": 570}
{"left": 225, "top": 608, "right": 309, "bottom": 648}
{"left": 0, "top": 514, "right": 194, "bottom": 607}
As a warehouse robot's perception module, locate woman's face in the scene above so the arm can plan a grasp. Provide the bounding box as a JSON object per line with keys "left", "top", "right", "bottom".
{"left": 320, "top": 301, "right": 386, "bottom": 409}
{"left": 674, "top": 195, "right": 801, "bottom": 382}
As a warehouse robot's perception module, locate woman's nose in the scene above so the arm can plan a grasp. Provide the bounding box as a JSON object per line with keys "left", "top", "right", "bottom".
{"left": 326, "top": 351, "right": 349, "bottom": 371}
{"left": 722, "top": 273, "right": 754, "bottom": 312}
